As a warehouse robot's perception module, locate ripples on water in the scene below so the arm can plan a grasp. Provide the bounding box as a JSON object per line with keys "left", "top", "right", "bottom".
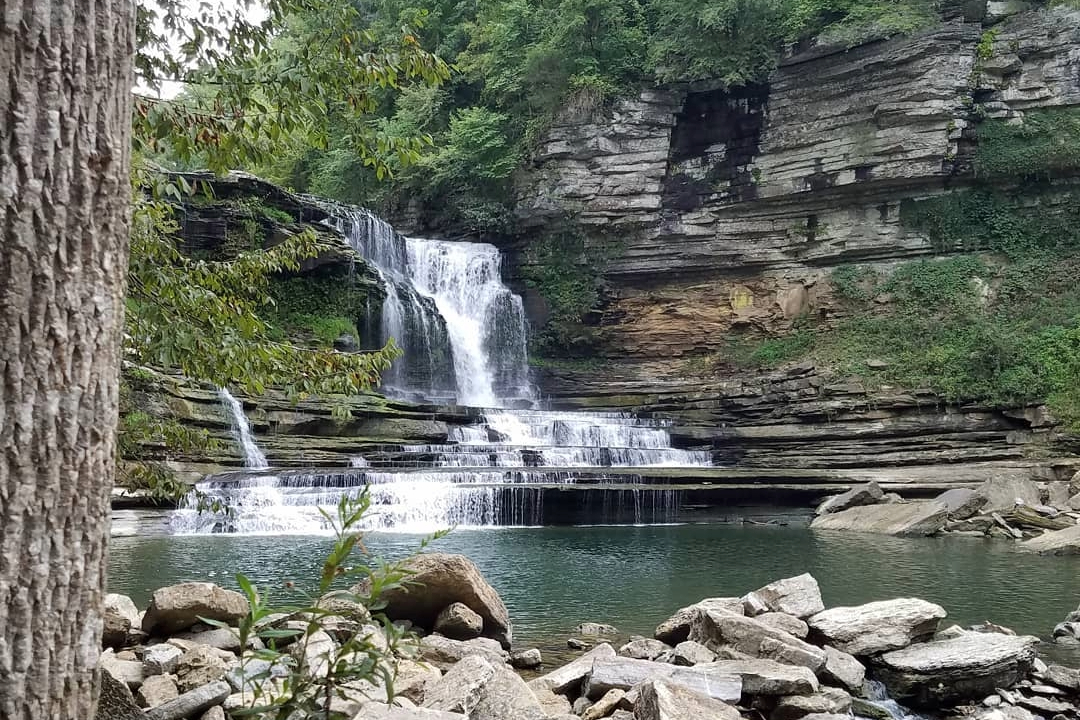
{"left": 108, "top": 521, "right": 1080, "bottom": 660}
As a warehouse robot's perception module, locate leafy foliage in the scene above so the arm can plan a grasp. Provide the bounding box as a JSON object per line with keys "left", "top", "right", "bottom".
{"left": 974, "top": 108, "right": 1080, "bottom": 179}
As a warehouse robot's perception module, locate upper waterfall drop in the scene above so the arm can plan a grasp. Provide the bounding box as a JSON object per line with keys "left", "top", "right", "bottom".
{"left": 217, "top": 388, "right": 268, "bottom": 470}
{"left": 327, "top": 207, "right": 532, "bottom": 408}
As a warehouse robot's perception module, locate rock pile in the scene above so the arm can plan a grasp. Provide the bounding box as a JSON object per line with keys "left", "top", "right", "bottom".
{"left": 811, "top": 476, "right": 1080, "bottom": 552}
{"left": 99, "top": 562, "right": 1080, "bottom": 720}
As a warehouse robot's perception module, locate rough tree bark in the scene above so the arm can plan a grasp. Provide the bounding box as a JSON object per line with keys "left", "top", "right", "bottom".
{"left": 0, "top": 1, "right": 133, "bottom": 718}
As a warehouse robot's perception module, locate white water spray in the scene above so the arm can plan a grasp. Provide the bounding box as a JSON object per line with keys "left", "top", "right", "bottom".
{"left": 217, "top": 388, "right": 268, "bottom": 470}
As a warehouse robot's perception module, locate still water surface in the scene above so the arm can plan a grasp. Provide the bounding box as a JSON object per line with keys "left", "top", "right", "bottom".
{"left": 109, "top": 522, "right": 1080, "bottom": 654}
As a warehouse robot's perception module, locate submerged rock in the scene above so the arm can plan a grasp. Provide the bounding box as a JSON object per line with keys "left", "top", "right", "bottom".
{"left": 352, "top": 553, "right": 512, "bottom": 649}
{"left": 874, "top": 632, "right": 1039, "bottom": 707}
{"left": 808, "top": 598, "right": 946, "bottom": 656}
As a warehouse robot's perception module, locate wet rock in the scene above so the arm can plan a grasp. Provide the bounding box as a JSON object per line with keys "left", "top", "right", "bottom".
{"left": 757, "top": 613, "right": 810, "bottom": 638}
{"left": 567, "top": 638, "right": 588, "bottom": 649}
{"left": 529, "top": 643, "right": 616, "bottom": 695}
{"left": 142, "top": 643, "right": 184, "bottom": 676}
{"left": 175, "top": 645, "right": 227, "bottom": 693}
{"left": 742, "top": 574, "right": 825, "bottom": 619}
{"left": 142, "top": 582, "right": 249, "bottom": 636}
{"left": 874, "top": 632, "right": 1039, "bottom": 707}
{"left": 821, "top": 645, "right": 865, "bottom": 692}
{"left": 635, "top": 679, "right": 741, "bottom": 720}
{"left": 418, "top": 634, "right": 508, "bottom": 671}
{"left": 1053, "top": 621, "right": 1080, "bottom": 642}
{"left": 815, "top": 482, "right": 884, "bottom": 515}
{"left": 104, "top": 593, "right": 140, "bottom": 649}
{"left": 771, "top": 687, "right": 852, "bottom": 720}
{"left": 423, "top": 655, "right": 546, "bottom": 720}
{"left": 977, "top": 478, "right": 1042, "bottom": 514}
{"left": 808, "top": 598, "right": 946, "bottom": 655}
{"left": 663, "top": 640, "right": 716, "bottom": 666}
{"left": 137, "top": 674, "right": 179, "bottom": 709}
{"left": 509, "top": 648, "right": 542, "bottom": 669}
{"left": 690, "top": 609, "right": 827, "bottom": 672}
{"left": 934, "top": 488, "right": 988, "bottom": 520}
{"left": 583, "top": 657, "right": 742, "bottom": 702}
{"left": 654, "top": 597, "right": 744, "bottom": 645}
{"left": 1022, "top": 524, "right": 1080, "bottom": 555}
{"left": 619, "top": 638, "right": 671, "bottom": 660}
{"left": 578, "top": 622, "right": 619, "bottom": 636}
{"left": 582, "top": 689, "right": 626, "bottom": 720}
{"left": 94, "top": 666, "right": 143, "bottom": 720}
{"left": 353, "top": 553, "right": 512, "bottom": 649}
{"left": 705, "top": 658, "right": 819, "bottom": 695}
{"left": 810, "top": 501, "right": 948, "bottom": 537}
{"left": 143, "top": 680, "right": 230, "bottom": 720}
{"left": 434, "top": 602, "right": 484, "bottom": 641}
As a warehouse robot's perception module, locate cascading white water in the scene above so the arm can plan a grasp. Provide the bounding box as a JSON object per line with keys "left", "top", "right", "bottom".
{"left": 217, "top": 388, "right": 268, "bottom": 470}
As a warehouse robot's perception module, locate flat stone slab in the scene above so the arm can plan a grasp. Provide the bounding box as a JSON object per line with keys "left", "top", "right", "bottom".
{"left": 808, "top": 599, "right": 946, "bottom": 656}
{"left": 1023, "top": 524, "right": 1080, "bottom": 555}
{"left": 810, "top": 501, "right": 948, "bottom": 536}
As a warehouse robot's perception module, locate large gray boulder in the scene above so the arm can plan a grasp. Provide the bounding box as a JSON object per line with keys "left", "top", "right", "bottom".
{"left": 810, "top": 502, "right": 948, "bottom": 536}
{"left": 353, "top": 553, "right": 512, "bottom": 649}
{"left": 808, "top": 599, "right": 946, "bottom": 656}
{"left": 103, "top": 593, "right": 140, "bottom": 648}
{"left": 815, "top": 482, "right": 884, "bottom": 515}
{"left": 690, "top": 609, "right": 826, "bottom": 672}
{"left": 634, "top": 679, "right": 741, "bottom": 720}
{"left": 583, "top": 657, "right": 742, "bottom": 703}
{"left": 418, "top": 634, "right": 508, "bottom": 671}
{"left": 742, "top": 574, "right": 825, "bottom": 619}
{"left": 1022, "top": 524, "right": 1080, "bottom": 555}
{"left": 528, "top": 643, "right": 616, "bottom": 695}
{"left": 423, "top": 655, "right": 546, "bottom": 720}
{"left": 933, "top": 488, "right": 988, "bottom": 520}
{"left": 874, "top": 632, "right": 1039, "bottom": 707}
{"left": 142, "top": 582, "right": 249, "bottom": 636}
{"left": 703, "top": 658, "right": 819, "bottom": 695}
{"left": 434, "top": 602, "right": 484, "bottom": 641}
{"left": 654, "top": 597, "right": 744, "bottom": 644}
{"left": 820, "top": 646, "right": 865, "bottom": 692}
{"left": 976, "top": 478, "right": 1042, "bottom": 514}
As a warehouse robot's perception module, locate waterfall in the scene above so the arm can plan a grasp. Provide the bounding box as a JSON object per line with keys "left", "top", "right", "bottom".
{"left": 217, "top": 388, "right": 268, "bottom": 470}
{"left": 327, "top": 208, "right": 531, "bottom": 407}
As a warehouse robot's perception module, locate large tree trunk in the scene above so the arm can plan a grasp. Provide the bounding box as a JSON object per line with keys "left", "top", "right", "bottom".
{"left": 0, "top": 1, "right": 133, "bottom": 718}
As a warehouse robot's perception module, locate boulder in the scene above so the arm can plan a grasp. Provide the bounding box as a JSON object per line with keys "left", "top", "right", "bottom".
{"left": 101, "top": 649, "right": 145, "bottom": 689}
{"left": 808, "top": 599, "right": 947, "bottom": 656}
{"left": 94, "top": 666, "right": 144, "bottom": 720}
{"left": 619, "top": 638, "right": 671, "bottom": 660}
{"left": 509, "top": 648, "right": 542, "bottom": 669}
{"left": 418, "top": 634, "right": 508, "bottom": 671}
{"left": 664, "top": 640, "right": 716, "bottom": 666}
{"left": 815, "top": 482, "right": 884, "bottom": 515}
{"left": 582, "top": 689, "right": 626, "bottom": 720}
{"left": 137, "top": 674, "right": 180, "bottom": 709}
{"left": 141, "top": 643, "right": 184, "bottom": 676}
{"left": 144, "top": 680, "right": 231, "bottom": 720}
{"left": 742, "top": 574, "right": 825, "bottom": 619}
{"left": 352, "top": 553, "right": 512, "bottom": 649}
{"left": 634, "top": 679, "right": 741, "bottom": 720}
{"left": 1022, "top": 524, "right": 1080, "bottom": 555}
{"left": 756, "top": 613, "right": 810, "bottom": 639}
{"left": 934, "top": 488, "right": 988, "bottom": 520}
{"left": 771, "top": 688, "right": 852, "bottom": 720}
{"left": 142, "top": 582, "right": 249, "bottom": 636}
{"left": 529, "top": 643, "right": 616, "bottom": 695}
{"left": 976, "top": 478, "right": 1042, "bottom": 514}
{"left": 175, "top": 644, "right": 228, "bottom": 693}
{"left": 875, "top": 632, "right": 1039, "bottom": 707}
{"left": 434, "top": 602, "right": 484, "bottom": 641}
{"left": 422, "top": 655, "right": 546, "bottom": 720}
{"left": 104, "top": 593, "right": 140, "bottom": 648}
{"left": 690, "top": 609, "right": 826, "bottom": 672}
{"left": 810, "top": 502, "right": 948, "bottom": 537}
{"left": 583, "top": 657, "right": 742, "bottom": 703}
{"left": 577, "top": 622, "right": 619, "bottom": 636}
{"left": 703, "top": 659, "right": 819, "bottom": 696}
{"left": 654, "top": 597, "right": 744, "bottom": 644}
{"left": 820, "top": 646, "right": 865, "bottom": 692}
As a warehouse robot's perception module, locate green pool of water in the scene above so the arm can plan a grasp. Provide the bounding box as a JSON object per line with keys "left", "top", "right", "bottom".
{"left": 109, "top": 522, "right": 1080, "bottom": 659}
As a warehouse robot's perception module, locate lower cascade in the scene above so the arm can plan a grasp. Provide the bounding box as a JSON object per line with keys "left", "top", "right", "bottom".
{"left": 172, "top": 206, "right": 714, "bottom": 534}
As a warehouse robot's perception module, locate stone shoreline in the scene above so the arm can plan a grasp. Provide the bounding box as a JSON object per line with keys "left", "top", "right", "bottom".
{"left": 96, "top": 553, "right": 1080, "bottom": 720}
